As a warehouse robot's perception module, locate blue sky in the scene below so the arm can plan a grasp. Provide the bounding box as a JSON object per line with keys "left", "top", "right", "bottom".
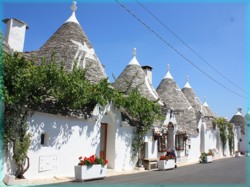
{"left": 1, "top": 0, "right": 249, "bottom": 119}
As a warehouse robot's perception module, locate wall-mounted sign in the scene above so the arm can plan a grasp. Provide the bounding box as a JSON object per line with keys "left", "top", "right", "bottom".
{"left": 39, "top": 155, "right": 57, "bottom": 172}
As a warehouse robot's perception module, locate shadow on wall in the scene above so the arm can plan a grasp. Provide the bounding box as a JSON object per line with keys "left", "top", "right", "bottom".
{"left": 28, "top": 113, "right": 97, "bottom": 152}
{"left": 116, "top": 125, "right": 134, "bottom": 169}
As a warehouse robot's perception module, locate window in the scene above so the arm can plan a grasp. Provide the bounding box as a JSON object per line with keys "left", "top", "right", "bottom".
{"left": 175, "top": 134, "right": 185, "bottom": 150}
{"left": 41, "top": 132, "right": 49, "bottom": 146}
{"left": 158, "top": 134, "right": 167, "bottom": 152}
{"left": 41, "top": 133, "right": 45, "bottom": 145}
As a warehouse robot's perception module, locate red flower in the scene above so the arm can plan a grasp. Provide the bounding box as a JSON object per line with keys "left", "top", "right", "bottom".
{"left": 100, "top": 153, "right": 104, "bottom": 158}
{"left": 77, "top": 154, "right": 108, "bottom": 166}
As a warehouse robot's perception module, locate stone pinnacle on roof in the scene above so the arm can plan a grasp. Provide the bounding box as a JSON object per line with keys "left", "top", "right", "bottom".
{"left": 235, "top": 108, "right": 243, "bottom": 116}
{"left": 202, "top": 96, "right": 216, "bottom": 117}
{"left": 203, "top": 96, "right": 209, "bottom": 107}
{"left": 128, "top": 48, "right": 140, "bottom": 66}
{"left": 65, "top": 1, "right": 79, "bottom": 24}
{"left": 183, "top": 75, "right": 192, "bottom": 88}
{"left": 164, "top": 64, "right": 173, "bottom": 79}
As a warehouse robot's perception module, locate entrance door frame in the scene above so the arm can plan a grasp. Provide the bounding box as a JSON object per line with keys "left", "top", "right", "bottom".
{"left": 100, "top": 123, "right": 108, "bottom": 159}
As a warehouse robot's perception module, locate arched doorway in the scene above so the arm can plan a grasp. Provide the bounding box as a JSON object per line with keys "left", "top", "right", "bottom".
{"left": 101, "top": 111, "right": 116, "bottom": 169}
{"left": 167, "top": 123, "right": 174, "bottom": 150}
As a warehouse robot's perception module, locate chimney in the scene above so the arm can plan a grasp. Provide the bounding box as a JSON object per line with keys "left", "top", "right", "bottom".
{"left": 142, "top": 65, "right": 153, "bottom": 84}
{"left": 2, "top": 18, "right": 29, "bottom": 52}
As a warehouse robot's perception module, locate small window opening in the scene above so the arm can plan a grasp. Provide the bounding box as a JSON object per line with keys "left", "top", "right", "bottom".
{"left": 41, "top": 133, "right": 45, "bottom": 145}
{"left": 41, "top": 133, "right": 49, "bottom": 146}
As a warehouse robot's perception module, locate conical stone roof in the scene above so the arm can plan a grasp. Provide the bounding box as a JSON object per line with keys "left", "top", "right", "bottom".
{"left": 203, "top": 99, "right": 215, "bottom": 118}
{"left": 22, "top": 2, "right": 106, "bottom": 84}
{"left": 181, "top": 79, "right": 215, "bottom": 129}
{"left": 230, "top": 108, "right": 246, "bottom": 134}
{"left": 156, "top": 67, "right": 197, "bottom": 135}
{"left": 113, "top": 48, "right": 162, "bottom": 103}
{"left": 181, "top": 79, "right": 203, "bottom": 114}
{"left": 230, "top": 108, "right": 245, "bottom": 126}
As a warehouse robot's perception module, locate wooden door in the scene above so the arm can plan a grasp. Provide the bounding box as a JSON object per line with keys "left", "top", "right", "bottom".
{"left": 100, "top": 123, "right": 107, "bottom": 159}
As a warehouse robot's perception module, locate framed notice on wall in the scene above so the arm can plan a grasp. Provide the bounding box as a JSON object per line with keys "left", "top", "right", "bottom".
{"left": 39, "top": 155, "right": 57, "bottom": 172}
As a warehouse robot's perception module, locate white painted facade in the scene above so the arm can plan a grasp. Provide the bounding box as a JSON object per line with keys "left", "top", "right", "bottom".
{"left": 2, "top": 99, "right": 240, "bottom": 180}
{"left": 4, "top": 104, "right": 137, "bottom": 179}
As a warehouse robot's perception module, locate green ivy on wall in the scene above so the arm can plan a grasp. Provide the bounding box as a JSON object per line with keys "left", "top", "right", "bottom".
{"left": 216, "top": 117, "right": 228, "bottom": 155}
{"left": 216, "top": 117, "right": 235, "bottom": 156}
{"left": 227, "top": 123, "right": 234, "bottom": 155}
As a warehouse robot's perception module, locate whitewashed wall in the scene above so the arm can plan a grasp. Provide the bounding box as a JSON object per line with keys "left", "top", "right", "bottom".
{"left": 115, "top": 124, "right": 135, "bottom": 170}
{"left": 188, "top": 135, "right": 200, "bottom": 162}
{"left": 24, "top": 112, "right": 100, "bottom": 179}
{"left": 239, "top": 134, "right": 247, "bottom": 153}
{"left": 206, "top": 129, "right": 218, "bottom": 152}
{"left": 144, "top": 130, "right": 158, "bottom": 158}
{"left": 3, "top": 103, "right": 137, "bottom": 179}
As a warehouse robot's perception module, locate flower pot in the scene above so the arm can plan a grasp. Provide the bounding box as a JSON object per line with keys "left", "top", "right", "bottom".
{"left": 158, "top": 159, "right": 175, "bottom": 170}
{"left": 74, "top": 164, "right": 107, "bottom": 181}
{"left": 235, "top": 152, "right": 240, "bottom": 157}
{"left": 205, "top": 155, "right": 213, "bottom": 163}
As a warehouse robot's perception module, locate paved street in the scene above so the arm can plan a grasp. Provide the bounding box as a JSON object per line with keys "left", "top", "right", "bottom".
{"left": 31, "top": 157, "right": 246, "bottom": 186}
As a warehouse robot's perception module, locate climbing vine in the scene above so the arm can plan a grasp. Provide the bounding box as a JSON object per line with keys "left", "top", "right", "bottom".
{"left": 2, "top": 52, "right": 162, "bottom": 177}
{"left": 216, "top": 117, "right": 235, "bottom": 156}
{"left": 227, "top": 123, "right": 234, "bottom": 155}
{"left": 114, "top": 89, "right": 162, "bottom": 167}
{"left": 216, "top": 117, "right": 228, "bottom": 155}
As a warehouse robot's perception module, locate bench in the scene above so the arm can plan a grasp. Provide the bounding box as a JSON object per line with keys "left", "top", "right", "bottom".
{"left": 143, "top": 158, "right": 159, "bottom": 170}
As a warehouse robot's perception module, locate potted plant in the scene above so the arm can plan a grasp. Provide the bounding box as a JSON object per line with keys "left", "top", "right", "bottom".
{"left": 158, "top": 155, "right": 175, "bottom": 170}
{"left": 75, "top": 155, "right": 108, "bottom": 181}
{"left": 199, "top": 152, "right": 213, "bottom": 163}
{"left": 235, "top": 151, "right": 240, "bottom": 157}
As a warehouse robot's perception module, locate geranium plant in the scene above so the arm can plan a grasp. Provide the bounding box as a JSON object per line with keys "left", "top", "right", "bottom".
{"left": 159, "top": 155, "right": 175, "bottom": 161}
{"left": 78, "top": 155, "right": 108, "bottom": 166}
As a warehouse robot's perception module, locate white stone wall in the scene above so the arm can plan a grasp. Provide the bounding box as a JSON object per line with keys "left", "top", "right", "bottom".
{"left": 144, "top": 130, "right": 158, "bottom": 159}
{"left": 24, "top": 112, "right": 100, "bottom": 179}
{"left": 239, "top": 134, "right": 247, "bottom": 153}
{"left": 115, "top": 124, "right": 135, "bottom": 170}
{"left": 206, "top": 129, "right": 217, "bottom": 152}
{"left": 188, "top": 135, "right": 200, "bottom": 162}
{"left": 11, "top": 104, "right": 137, "bottom": 179}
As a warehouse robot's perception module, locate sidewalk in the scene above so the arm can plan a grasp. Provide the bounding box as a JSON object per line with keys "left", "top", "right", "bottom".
{"left": 3, "top": 156, "right": 238, "bottom": 186}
